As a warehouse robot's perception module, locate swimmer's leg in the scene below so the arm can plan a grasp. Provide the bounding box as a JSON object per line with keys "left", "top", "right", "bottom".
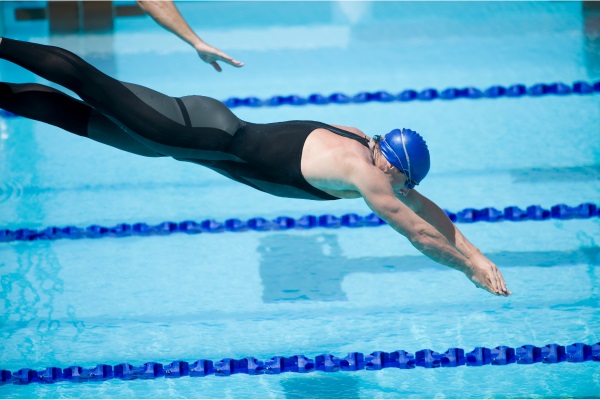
{"left": 0, "top": 38, "right": 237, "bottom": 158}
{"left": 0, "top": 82, "right": 162, "bottom": 157}
{"left": 0, "top": 82, "right": 90, "bottom": 136}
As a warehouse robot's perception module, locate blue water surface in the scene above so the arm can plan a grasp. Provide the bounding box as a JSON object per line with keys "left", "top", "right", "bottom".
{"left": 1, "top": 1, "right": 599, "bottom": 398}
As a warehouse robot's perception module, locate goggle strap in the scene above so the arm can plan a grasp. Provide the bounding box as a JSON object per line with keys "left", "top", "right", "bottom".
{"left": 400, "top": 131, "right": 413, "bottom": 184}
{"left": 381, "top": 136, "right": 410, "bottom": 179}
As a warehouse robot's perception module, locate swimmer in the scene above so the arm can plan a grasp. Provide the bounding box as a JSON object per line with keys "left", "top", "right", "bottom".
{"left": 136, "top": 0, "right": 244, "bottom": 72}
{"left": 0, "top": 38, "right": 510, "bottom": 297}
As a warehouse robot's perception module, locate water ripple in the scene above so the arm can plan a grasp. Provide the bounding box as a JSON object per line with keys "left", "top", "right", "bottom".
{"left": 0, "top": 181, "right": 24, "bottom": 204}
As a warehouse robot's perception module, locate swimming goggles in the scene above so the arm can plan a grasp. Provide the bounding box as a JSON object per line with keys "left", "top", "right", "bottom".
{"left": 374, "top": 134, "right": 417, "bottom": 190}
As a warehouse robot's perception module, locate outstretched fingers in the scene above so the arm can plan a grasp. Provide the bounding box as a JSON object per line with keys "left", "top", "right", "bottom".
{"left": 196, "top": 43, "right": 244, "bottom": 71}
{"left": 485, "top": 276, "right": 502, "bottom": 296}
{"left": 487, "top": 262, "right": 510, "bottom": 296}
{"left": 467, "top": 261, "right": 511, "bottom": 297}
{"left": 216, "top": 52, "right": 244, "bottom": 67}
{"left": 491, "top": 267, "right": 503, "bottom": 295}
{"left": 200, "top": 52, "right": 244, "bottom": 72}
{"left": 488, "top": 265, "right": 511, "bottom": 296}
{"left": 495, "top": 266, "right": 512, "bottom": 296}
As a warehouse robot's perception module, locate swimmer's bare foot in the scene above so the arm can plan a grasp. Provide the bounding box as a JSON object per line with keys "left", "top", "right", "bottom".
{"left": 464, "top": 254, "right": 512, "bottom": 296}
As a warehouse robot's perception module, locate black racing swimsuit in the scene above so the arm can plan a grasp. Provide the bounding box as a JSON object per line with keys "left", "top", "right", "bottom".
{"left": 0, "top": 38, "right": 370, "bottom": 201}
{"left": 199, "top": 120, "right": 371, "bottom": 200}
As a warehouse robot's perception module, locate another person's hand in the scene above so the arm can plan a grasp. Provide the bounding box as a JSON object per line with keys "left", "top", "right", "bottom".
{"left": 136, "top": 0, "right": 245, "bottom": 73}
{"left": 464, "top": 254, "right": 512, "bottom": 296}
{"left": 194, "top": 42, "right": 244, "bottom": 72}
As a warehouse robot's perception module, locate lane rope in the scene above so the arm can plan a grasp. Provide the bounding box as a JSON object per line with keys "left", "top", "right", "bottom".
{"left": 2, "top": 342, "right": 599, "bottom": 385}
{"left": 1, "top": 203, "right": 597, "bottom": 243}
{"left": 222, "top": 81, "right": 600, "bottom": 108}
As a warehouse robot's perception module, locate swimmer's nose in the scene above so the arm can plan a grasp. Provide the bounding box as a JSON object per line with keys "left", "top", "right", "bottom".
{"left": 398, "top": 188, "right": 410, "bottom": 197}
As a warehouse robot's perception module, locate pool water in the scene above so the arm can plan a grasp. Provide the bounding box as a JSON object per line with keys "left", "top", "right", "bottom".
{"left": 1, "top": 1, "right": 599, "bottom": 398}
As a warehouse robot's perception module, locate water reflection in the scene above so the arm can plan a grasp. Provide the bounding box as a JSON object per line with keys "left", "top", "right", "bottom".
{"left": 511, "top": 165, "right": 600, "bottom": 183}
{"left": 281, "top": 373, "right": 361, "bottom": 399}
{"left": 0, "top": 242, "right": 72, "bottom": 363}
{"left": 258, "top": 233, "right": 600, "bottom": 303}
{"left": 583, "top": 1, "right": 600, "bottom": 78}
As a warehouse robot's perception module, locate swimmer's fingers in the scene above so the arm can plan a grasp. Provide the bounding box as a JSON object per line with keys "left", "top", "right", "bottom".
{"left": 467, "top": 262, "right": 510, "bottom": 297}
{"left": 213, "top": 51, "right": 244, "bottom": 68}
{"left": 492, "top": 269, "right": 510, "bottom": 297}
{"left": 487, "top": 261, "right": 509, "bottom": 296}
{"left": 475, "top": 275, "right": 511, "bottom": 297}
{"left": 198, "top": 52, "right": 243, "bottom": 72}
{"left": 197, "top": 51, "right": 221, "bottom": 71}
{"left": 468, "top": 272, "right": 497, "bottom": 296}
{"left": 195, "top": 44, "right": 244, "bottom": 71}
{"left": 494, "top": 264, "right": 512, "bottom": 296}
{"left": 491, "top": 265, "right": 503, "bottom": 295}
{"left": 210, "top": 61, "right": 222, "bottom": 72}
{"left": 483, "top": 278, "right": 501, "bottom": 296}
{"left": 486, "top": 263, "right": 511, "bottom": 297}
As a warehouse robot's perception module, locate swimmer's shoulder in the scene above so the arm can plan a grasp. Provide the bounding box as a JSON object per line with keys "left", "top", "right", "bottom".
{"left": 330, "top": 124, "right": 370, "bottom": 140}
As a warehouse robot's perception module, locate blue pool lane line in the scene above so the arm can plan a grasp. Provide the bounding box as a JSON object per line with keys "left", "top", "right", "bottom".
{"left": 222, "top": 81, "right": 600, "bottom": 108}
{"left": 0, "top": 203, "right": 597, "bottom": 243}
{"left": 2, "top": 342, "right": 599, "bottom": 385}
{"left": 0, "top": 81, "right": 598, "bottom": 118}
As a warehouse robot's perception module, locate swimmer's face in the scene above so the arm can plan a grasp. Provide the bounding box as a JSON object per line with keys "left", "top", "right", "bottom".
{"left": 390, "top": 166, "right": 411, "bottom": 197}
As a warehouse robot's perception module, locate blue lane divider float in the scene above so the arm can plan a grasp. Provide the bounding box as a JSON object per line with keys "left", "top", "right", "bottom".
{"left": 0, "top": 81, "right": 598, "bottom": 119}
{"left": 0, "top": 203, "right": 597, "bottom": 244}
{"left": 221, "top": 81, "right": 600, "bottom": 108}
{"left": 2, "top": 342, "right": 599, "bottom": 385}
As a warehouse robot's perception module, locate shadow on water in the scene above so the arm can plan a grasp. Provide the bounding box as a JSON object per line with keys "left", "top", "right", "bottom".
{"left": 281, "top": 373, "right": 362, "bottom": 399}
{"left": 258, "top": 233, "right": 600, "bottom": 303}
{"left": 583, "top": 1, "right": 600, "bottom": 78}
{"left": 510, "top": 165, "right": 600, "bottom": 183}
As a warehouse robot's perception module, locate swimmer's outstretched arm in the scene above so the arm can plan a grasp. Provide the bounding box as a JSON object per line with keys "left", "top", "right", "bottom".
{"left": 136, "top": 0, "right": 244, "bottom": 72}
{"left": 400, "top": 190, "right": 511, "bottom": 296}
{"left": 347, "top": 160, "right": 511, "bottom": 297}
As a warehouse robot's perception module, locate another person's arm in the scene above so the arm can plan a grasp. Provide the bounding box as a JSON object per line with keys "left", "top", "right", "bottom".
{"left": 136, "top": 0, "right": 244, "bottom": 72}
{"left": 348, "top": 161, "right": 511, "bottom": 296}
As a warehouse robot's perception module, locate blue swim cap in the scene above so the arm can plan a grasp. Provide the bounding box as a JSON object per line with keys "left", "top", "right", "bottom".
{"left": 377, "top": 128, "right": 430, "bottom": 187}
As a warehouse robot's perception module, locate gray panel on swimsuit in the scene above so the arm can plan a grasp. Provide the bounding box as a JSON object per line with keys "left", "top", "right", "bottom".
{"left": 120, "top": 83, "right": 242, "bottom": 135}
{"left": 179, "top": 95, "right": 242, "bottom": 135}
{"left": 121, "top": 82, "right": 185, "bottom": 125}
{"left": 88, "top": 82, "right": 244, "bottom": 162}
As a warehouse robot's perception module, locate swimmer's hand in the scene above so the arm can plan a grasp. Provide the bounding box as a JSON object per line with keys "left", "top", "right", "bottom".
{"left": 194, "top": 42, "right": 244, "bottom": 72}
{"left": 135, "top": 0, "right": 244, "bottom": 72}
{"left": 464, "top": 254, "right": 512, "bottom": 297}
